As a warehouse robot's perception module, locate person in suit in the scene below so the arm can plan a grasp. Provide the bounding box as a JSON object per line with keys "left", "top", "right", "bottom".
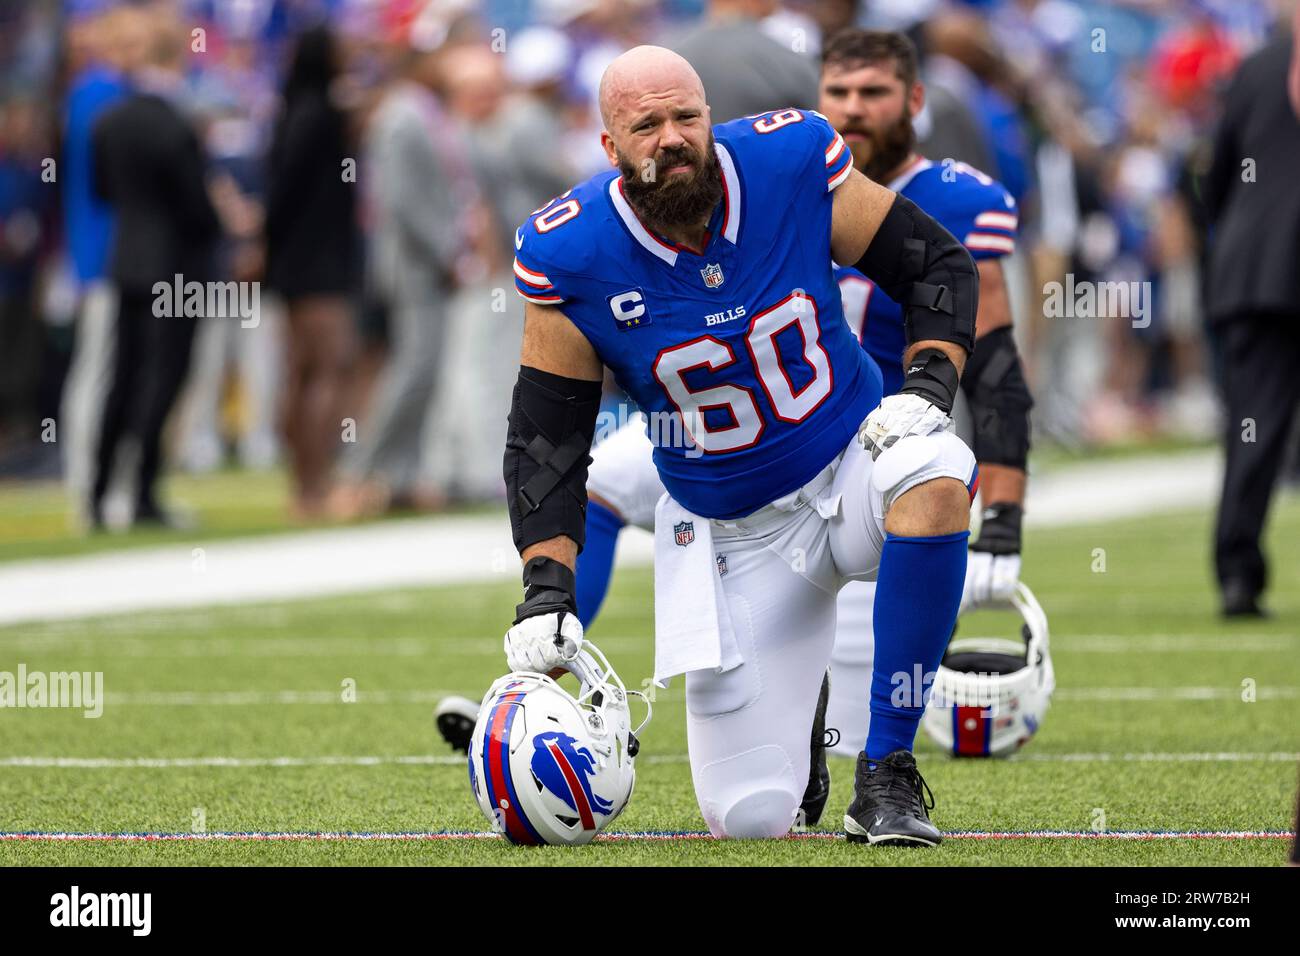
{"left": 331, "top": 23, "right": 481, "bottom": 517}
{"left": 1289, "top": 2, "right": 1300, "bottom": 118}
{"left": 1204, "top": 21, "right": 1300, "bottom": 617}
{"left": 59, "top": 5, "right": 143, "bottom": 525}
{"left": 264, "top": 24, "right": 361, "bottom": 520}
{"left": 90, "top": 17, "right": 220, "bottom": 527}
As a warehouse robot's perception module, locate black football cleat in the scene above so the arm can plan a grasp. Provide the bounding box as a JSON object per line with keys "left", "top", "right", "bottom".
{"left": 844, "top": 749, "right": 942, "bottom": 847}
{"left": 798, "top": 671, "right": 838, "bottom": 828}
{"left": 435, "top": 696, "right": 479, "bottom": 753}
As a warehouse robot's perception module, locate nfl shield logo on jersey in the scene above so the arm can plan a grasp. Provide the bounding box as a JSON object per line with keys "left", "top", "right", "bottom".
{"left": 674, "top": 521, "right": 695, "bottom": 547}
{"left": 700, "top": 263, "right": 724, "bottom": 289}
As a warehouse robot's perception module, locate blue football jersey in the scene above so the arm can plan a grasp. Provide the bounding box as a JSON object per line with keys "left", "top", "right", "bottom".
{"left": 514, "top": 108, "right": 881, "bottom": 520}
{"left": 836, "top": 158, "right": 1018, "bottom": 395}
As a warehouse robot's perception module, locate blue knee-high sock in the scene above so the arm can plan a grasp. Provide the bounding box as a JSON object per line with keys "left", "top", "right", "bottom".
{"left": 575, "top": 500, "right": 624, "bottom": 629}
{"left": 866, "top": 530, "right": 968, "bottom": 760}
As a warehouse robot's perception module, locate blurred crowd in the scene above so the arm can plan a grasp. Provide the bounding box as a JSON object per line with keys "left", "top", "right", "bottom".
{"left": 0, "top": 0, "right": 1295, "bottom": 528}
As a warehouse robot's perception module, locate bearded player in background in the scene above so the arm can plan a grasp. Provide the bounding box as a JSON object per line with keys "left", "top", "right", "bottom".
{"left": 818, "top": 29, "right": 1032, "bottom": 756}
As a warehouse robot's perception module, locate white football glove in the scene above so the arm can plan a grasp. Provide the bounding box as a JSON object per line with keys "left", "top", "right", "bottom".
{"left": 959, "top": 551, "right": 1022, "bottom": 614}
{"left": 858, "top": 393, "right": 952, "bottom": 460}
{"left": 504, "top": 611, "right": 584, "bottom": 675}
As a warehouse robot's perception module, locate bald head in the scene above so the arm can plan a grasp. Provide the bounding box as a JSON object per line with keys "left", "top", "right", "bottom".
{"left": 596, "top": 45, "right": 720, "bottom": 235}
{"left": 598, "top": 45, "right": 707, "bottom": 131}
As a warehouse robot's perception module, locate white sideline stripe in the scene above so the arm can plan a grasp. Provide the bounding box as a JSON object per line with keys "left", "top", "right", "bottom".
{"left": 66, "top": 684, "right": 1296, "bottom": 706}
{"left": 3, "top": 631, "right": 1292, "bottom": 661}
{"left": 0, "top": 634, "right": 649, "bottom": 658}
{"left": 0, "top": 518, "right": 651, "bottom": 627}
{"left": 1022, "top": 448, "right": 1220, "bottom": 528}
{"left": 1054, "top": 686, "right": 1299, "bottom": 701}
{"left": 0, "top": 450, "right": 1223, "bottom": 625}
{"left": 1012, "top": 752, "right": 1300, "bottom": 763}
{"left": 1055, "top": 635, "right": 1298, "bottom": 654}
{"left": 105, "top": 689, "right": 458, "bottom": 706}
{"left": 0, "top": 755, "right": 467, "bottom": 768}
{"left": 2, "top": 752, "right": 1296, "bottom": 769}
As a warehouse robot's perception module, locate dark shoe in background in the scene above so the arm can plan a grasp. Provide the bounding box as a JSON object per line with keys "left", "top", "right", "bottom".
{"left": 1221, "top": 579, "right": 1267, "bottom": 618}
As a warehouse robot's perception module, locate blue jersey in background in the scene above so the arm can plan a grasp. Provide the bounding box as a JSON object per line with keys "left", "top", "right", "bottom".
{"left": 836, "top": 157, "right": 1017, "bottom": 395}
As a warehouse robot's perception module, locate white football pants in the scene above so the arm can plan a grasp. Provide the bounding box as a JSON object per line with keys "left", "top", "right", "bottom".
{"left": 589, "top": 419, "right": 975, "bottom": 837}
{"left": 586, "top": 412, "right": 661, "bottom": 533}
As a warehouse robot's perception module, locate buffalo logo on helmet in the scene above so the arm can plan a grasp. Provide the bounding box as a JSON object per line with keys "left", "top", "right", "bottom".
{"left": 531, "top": 732, "right": 614, "bottom": 827}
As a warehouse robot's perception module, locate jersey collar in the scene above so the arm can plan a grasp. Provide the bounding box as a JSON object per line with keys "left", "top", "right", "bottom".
{"left": 887, "top": 155, "right": 932, "bottom": 194}
{"left": 608, "top": 142, "right": 742, "bottom": 267}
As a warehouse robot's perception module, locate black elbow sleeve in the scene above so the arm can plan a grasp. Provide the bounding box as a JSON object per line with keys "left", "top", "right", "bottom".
{"left": 960, "top": 325, "right": 1034, "bottom": 469}
{"left": 853, "top": 194, "right": 978, "bottom": 355}
{"left": 503, "top": 366, "right": 602, "bottom": 554}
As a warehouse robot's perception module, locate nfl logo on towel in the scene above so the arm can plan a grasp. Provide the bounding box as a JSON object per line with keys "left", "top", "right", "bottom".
{"left": 700, "top": 263, "right": 724, "bottom": 289}
{"left": 674, "top": 521, "right": 695, "bottom": 547}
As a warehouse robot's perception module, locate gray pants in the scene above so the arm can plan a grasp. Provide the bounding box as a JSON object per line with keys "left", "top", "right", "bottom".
{"left": 176, "top": 296, "right": 284, "bottom": 472}
{"left": 60, "top": 281, "right": 118, "bottom": 523}
{"left": 420, "top": 275, "right": 525, "bottom": 500}
{"left": 344, "top": 296, "right": 446, "bottom": 495}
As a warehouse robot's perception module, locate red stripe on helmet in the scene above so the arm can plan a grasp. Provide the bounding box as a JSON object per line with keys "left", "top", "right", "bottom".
{"left": 547, "top": 740, "right": 597, "bottom": 831}
{"left": 486, "top": 692, "right": 537, "bottom": 844}
{"left": 954, "top": 705, "right": 989, "bottom": 756}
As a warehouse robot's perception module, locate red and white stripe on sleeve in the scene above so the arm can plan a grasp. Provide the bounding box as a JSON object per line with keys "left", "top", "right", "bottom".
{"left": 963, "top": 210, "right": 1018, "bottom": 258}
{"left": 825, "top": 131, "right": 853, "bottom": 192}
{"left": 513, "top": 256, "right": 565, "bottom": 305}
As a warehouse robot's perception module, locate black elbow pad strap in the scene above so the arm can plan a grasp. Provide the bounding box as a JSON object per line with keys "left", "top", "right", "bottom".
{"left": 853, "top": 194, "right": 978, "bottom": 355}
{"left": 504, "top": 366, "right": 602, "bottom": 553}
{"left": 960, "top": 326, "right": 1034, "bottom": 469}
{"left": 518, "top": 432, "right": 587, "bottom": 513}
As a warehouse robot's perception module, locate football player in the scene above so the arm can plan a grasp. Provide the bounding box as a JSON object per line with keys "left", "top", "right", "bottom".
{"left": 500, "top": 44, "right": 980, "bottom": 844}
{"left": 564, "top": 33, "right": 1032, "bottom": 757}
{"left": 443, "top": 30, "right": 1033, "bottom": 803}
{"left": 820, "top": 29, "right": 1032, "bottom": 753}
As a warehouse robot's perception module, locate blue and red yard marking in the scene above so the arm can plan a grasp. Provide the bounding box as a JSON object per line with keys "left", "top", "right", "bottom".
{"left": 1, "top": 830, "right": 1291, "bottom": 842}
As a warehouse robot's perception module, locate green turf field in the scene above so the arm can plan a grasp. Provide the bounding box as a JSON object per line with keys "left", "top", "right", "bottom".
{"left": 1, "top": 494, "right": 1297, "bottom": 866}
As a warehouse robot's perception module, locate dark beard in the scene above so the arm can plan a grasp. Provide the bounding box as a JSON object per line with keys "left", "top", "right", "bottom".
{"left": 619, "top": 135, "right": 724, "bottom": 234}
{"left": 848, "top": 109, "right": 916, "bottom": 184}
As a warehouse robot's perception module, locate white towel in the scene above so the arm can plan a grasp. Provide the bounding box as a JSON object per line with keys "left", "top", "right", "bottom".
{"left": 652, "top": 495, "right": 742, "bottom": 688}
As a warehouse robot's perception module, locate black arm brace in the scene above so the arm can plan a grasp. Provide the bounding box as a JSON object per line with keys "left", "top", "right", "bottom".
{"left": 514, "top": 555, "right": 578, "bottom": 624}
{"left": 853, "top": 193, "right": 979, "bottom": 356}
{"left": 901, "top": 348, "right": 961, "bottom": 414}
{"left": 503, "top": 366, "right": 602, "bottom": 554}
{"left": 960, "top": 325, "right": 1033, "bottom": 470}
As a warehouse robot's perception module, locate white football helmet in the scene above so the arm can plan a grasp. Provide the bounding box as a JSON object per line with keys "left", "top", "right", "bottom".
{"left": 923, "top": 582, "right": 1054, "bottom": 757}
{"left": 468, "top": 640, "right": 651, "bottom": 845}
